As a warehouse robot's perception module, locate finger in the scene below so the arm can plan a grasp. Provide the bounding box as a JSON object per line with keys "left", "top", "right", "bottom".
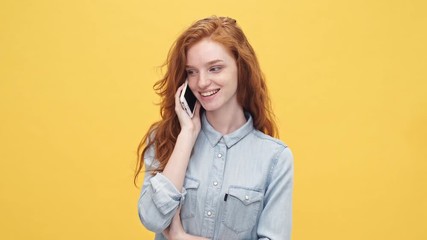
{"left": 175, "top": 84, "right": 187, "bottom": 114}
{"left": 193, "top": 101, "right": 202, "bottom": 118}
{"left": 175, "top": 84, "right": 185, "bottom": 101}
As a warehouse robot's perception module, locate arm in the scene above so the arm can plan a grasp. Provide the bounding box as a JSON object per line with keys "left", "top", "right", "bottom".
{"left": 163, "top": 208, "right": 209, "bottom": 240}
{"left": 163, "top": 83, "right": 202, "bottom": 192}
{"left": 163, "top": 147, "right": 293, "bottom": 240}
{"left": 257, "top": 147, "right": 294, "bottom": 240}
{"left": 138, "top": 84, "right": 202, "bottom": 233}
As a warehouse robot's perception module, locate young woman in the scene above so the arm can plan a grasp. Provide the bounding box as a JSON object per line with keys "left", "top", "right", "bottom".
{"left": 135, "top": 16, "right": 293, "bottom": 240}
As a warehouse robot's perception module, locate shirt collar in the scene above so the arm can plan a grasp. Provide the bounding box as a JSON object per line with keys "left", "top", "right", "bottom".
{"left": 201, "top": 111, "right": 254, "bottom": 148}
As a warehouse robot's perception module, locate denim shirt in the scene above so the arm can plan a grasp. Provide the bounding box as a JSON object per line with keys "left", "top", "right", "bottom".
{"left": 138, "top": 112, "right": 294, "bottom": 240}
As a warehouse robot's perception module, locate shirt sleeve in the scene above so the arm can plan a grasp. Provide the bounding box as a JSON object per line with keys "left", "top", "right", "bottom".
{"left": 137, "top": 144, "right": 187, "bottom": 233}
{"left": 257, "top": 146, "right": 294, "bottom": 240}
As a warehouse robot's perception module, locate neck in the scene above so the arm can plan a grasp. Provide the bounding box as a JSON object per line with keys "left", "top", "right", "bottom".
{"left": 205, "top": 107, "right": 246, "bottom": 135}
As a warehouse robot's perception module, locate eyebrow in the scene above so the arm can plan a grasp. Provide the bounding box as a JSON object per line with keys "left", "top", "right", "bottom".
{"left": 186, "top": 59, "right": 224, "bottom": 68}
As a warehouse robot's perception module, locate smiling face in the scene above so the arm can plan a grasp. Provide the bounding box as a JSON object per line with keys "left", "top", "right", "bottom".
{"left": 186, "top": 38, "right": 241, "bottom": 116}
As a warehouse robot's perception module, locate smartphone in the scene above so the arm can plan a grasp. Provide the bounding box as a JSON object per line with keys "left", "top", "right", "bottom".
{"left": 179, "top": 80, "right": 197, "bottom": 118}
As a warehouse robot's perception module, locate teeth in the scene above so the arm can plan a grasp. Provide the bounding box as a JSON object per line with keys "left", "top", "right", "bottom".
{"left": 201, "top": 89, "right": 219, "bottom": 97}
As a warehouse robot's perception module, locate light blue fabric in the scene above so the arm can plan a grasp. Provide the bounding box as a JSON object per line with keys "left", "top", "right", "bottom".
{"left": 138, "top": 112, "right": 294, "bottom": 240}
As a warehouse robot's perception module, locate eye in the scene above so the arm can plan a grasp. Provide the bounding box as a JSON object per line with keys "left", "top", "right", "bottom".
{"left": 186, "top": 69, "right": 197, "bottom": 76}
{"left": 209, "top": 66, "right": 223, "bottom": 72}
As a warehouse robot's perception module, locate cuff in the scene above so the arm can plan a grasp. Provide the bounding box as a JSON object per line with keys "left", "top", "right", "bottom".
{"left": 149, "top": 173, "right": 187, "bottom": 215}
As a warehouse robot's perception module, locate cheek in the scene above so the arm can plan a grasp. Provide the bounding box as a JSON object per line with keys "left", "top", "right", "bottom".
{"left": 188, "top": 80, "right": 197, "bottom": 92}
{"left": 228, "top": 72, "right": 239, "bottom": 89}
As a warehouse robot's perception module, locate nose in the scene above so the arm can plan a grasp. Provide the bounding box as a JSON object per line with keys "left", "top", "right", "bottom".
{"left": 197, "top": 71, "right": 211, "bottom": 89}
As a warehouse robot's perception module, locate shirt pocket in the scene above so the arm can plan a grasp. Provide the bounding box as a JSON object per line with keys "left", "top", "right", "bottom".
{"left": 222, "top": 186, "right": 264, "bottom": 233}
{"left": 181, "top": 176, "right": 200, "bottom": 219}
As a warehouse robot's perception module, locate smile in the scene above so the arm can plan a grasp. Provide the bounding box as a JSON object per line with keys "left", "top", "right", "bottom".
{"left": 200, "top": 89, "right": 220, "bottom": 97}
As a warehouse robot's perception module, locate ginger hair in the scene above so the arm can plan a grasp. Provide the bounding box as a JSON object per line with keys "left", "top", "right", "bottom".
{"left": 134, "top": 16, "right": 278, "bottom": 185}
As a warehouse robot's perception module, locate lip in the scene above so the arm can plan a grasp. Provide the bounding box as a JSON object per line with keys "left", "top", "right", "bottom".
{"left": 199, "top": 89, "right": 220, "bottom": 98}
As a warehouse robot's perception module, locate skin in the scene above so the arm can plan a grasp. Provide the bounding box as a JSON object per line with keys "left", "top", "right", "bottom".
{"left": 162, "top": 37, "right": 246, "bottom": 239}
{"left": 186, "top": 38, "right": 246, "bottom": 135}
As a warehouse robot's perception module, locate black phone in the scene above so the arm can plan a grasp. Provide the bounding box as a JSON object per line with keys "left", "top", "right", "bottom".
{"left": 179, "top": 80, "right": 197, "bottom": 118}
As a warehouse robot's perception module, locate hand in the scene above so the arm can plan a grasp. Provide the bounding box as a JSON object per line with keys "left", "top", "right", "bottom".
{"left": 175, "top": 83, "right": 202, "bottom": 137}
{"left": 163, "top": 208, "right": 186, "bottom": 240}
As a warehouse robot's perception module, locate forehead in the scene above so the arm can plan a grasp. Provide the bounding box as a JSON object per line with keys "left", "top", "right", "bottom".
{"left": 186, "top": 38, "right": 233, "bottom": 66}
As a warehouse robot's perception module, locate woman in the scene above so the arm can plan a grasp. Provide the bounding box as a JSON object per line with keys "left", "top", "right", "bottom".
{"left": 135, "top": 16, "right": 293, "bottom": 240}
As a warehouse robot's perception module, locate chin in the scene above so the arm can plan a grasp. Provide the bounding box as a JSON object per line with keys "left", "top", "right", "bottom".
{"left": 201, "top": 104, "right": 221, "bottom": 113}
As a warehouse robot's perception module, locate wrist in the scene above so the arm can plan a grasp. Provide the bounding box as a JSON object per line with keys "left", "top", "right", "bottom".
{"left": 168, "top": 231, "right": 187, "bottom": 240}
{"left": 179, "top": 128, "right": 199, "bottom": 141}
{"left": 174, "top": 232, "right": 189, "bottom": 240}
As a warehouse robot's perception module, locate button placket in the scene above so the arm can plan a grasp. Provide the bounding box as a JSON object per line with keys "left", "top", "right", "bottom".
{"left": 211, "top": 150, "right": 223, "bottom": 188}
{"left": 202, "top": 142, "right": 227, "bottom": 236}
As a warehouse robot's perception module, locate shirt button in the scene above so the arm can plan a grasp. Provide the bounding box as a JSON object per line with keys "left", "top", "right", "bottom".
{"left": 245, "top": 195, "right": 249, "bottom": 201}
{"left": 207, "top": 211, "right": 212, "bottom": 216}
{"left": 217, "top": 153, "right": 222, "bottom": 158}
{"left": 213, "top": 181, "right": 218, "bottom": 186}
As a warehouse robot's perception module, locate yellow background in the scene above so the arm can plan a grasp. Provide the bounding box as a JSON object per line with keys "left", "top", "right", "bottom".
{"left": 1, "top": 0, "right": 426, "bottom": 239}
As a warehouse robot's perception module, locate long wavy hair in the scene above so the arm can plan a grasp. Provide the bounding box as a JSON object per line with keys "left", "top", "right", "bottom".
{"left": 134, "top": 16, "right": 278, "bottom": 185}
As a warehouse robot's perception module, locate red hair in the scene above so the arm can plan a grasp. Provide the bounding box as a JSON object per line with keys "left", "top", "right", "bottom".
{"left": 134, "top": 16, "right": 278, "bottom": 185}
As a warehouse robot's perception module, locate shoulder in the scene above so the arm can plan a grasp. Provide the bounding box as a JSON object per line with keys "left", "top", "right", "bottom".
{"left": 251, "top": 129, "right": 288, "bottom": 150}
{"left": 250, "top": 130, "right": 293, "bottom": 166}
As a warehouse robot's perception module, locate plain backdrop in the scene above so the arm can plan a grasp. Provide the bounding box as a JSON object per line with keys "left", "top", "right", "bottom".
{"left": 1, "top": 0, "right": 426, "bottom": 239}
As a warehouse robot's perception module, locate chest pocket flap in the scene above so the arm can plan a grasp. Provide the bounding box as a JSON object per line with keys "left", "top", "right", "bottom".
{"left": 228, "top": 187, "right": 263, "bottom": 205}
{"left": 184, "top": 176, "right": 199, "bottom": 190}
{"left": 181, "top": 176, "right": 199, "bottom": 219}
{"left": 222, "top": 186, "right": 264, "bottom": 233}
